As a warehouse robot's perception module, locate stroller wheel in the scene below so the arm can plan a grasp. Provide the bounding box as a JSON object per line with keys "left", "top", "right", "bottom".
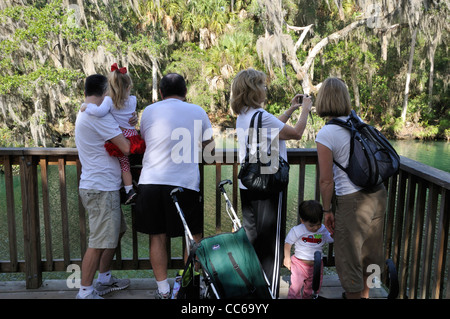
{"left": 386, "top": 259, "right": 399, "bottom": 299}
{"left": 312, "top": 251, "right": 322, "bottom": 293}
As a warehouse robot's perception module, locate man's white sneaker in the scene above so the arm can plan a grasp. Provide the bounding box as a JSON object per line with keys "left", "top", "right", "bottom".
{"left": 76, "top": 290, "right": 103, "bottom": 299}
{"left": 94, "top": 276, "right": 130, "bottom": 296}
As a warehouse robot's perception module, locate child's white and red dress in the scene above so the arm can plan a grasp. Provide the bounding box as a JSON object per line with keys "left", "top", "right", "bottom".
{"left": 83, "top": 95, "right": 145, "bottom": 172}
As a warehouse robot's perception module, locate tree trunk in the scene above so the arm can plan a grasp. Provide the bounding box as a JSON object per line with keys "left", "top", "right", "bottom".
{"left": 379, "top": 24, "right": 400, "bottom": 61}
{"left": 350, "top": 61, "right": 360, "bottom": 112}
{"left": 427, "top": 39, "right": 438, "bottom": 109}
{"left": 401, "top": 28, "right": 417, "bottom": 123}
{"left": 381, "top": 33, "right": 388, "bottom": 61}
{"left": 152, "top": 58, "right": 158, "bottom": 102}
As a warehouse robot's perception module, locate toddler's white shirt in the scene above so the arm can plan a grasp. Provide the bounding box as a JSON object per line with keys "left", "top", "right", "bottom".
{"left": 285, "top": 224, "right": 334, "bottom": 260}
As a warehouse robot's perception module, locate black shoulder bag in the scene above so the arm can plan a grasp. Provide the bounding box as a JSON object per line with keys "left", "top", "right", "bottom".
{"left": 238, "top": 111, "right": 290, "bottom": 194}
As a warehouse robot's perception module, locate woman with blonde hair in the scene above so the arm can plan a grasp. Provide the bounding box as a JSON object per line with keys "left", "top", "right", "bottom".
{"left": 315, "top": 77, "right": 387, "bottom": 299}
{"left": 231, "top": 68, "right": 312, "bottom": 297}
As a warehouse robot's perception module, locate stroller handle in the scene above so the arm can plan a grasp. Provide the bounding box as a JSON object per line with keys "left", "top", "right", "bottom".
{"left": 218, "top": 179, "right": 242, "bottom": 230}
{"left": 218, "top": 179, "right": 232, "bottom": 191}
{"left": 169, "top": 187, "right": 195, "bottom": 246}
{"left": 170, "top": 187, "right": 184, "bottom": 202}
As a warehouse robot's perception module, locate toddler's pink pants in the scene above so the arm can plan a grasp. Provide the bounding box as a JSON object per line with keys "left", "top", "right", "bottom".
{"left": 288, "top": 256, "right": 323, "bottom": 299}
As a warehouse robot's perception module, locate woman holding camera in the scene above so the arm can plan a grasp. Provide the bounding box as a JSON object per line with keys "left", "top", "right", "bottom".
{"left": 231, "top": 68, "right": 312, "bottom": 297}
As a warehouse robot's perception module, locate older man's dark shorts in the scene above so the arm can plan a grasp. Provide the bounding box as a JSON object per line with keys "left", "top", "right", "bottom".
{"left": 135, "top": 184, "right": 203, "bottom": 238}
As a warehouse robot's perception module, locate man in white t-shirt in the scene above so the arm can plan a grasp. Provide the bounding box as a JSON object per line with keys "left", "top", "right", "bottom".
{"left": 136, "top": 73, "right": 214, "bottom": 299}
{"left": 75, "top": 74, "right": 132, "bottom": 299}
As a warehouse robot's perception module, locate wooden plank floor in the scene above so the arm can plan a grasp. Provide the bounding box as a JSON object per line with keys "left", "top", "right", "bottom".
{"left": 0, "top": 275, "right": 388, "bottom": 299}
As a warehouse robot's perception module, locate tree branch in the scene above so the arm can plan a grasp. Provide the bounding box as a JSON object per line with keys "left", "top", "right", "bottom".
{"left": 302, "top": 19, "right": 368, "bottom": 74}
{"left": 286, "top": 23, "right": 314, "bottom": 52}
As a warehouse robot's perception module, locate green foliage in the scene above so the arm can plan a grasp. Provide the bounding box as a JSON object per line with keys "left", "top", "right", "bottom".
{"left": 416, "top": 125, "right": 439, "bottom": 140}
{"left": 0, "top": 127, "right": 22, "bottom": 147}
{"left": 0, "top": 0, "right": 448, "bottom": 147}
{"left": 0, "top": 0, "right": 82, "bottom": 96}
{"left": 0, "top": 65, "right": 82, "bottom": 98}
{"left": 1, "top": 0, "right": 62, "bottom": 46}
{"left": 439, "top": 119, "right": 450, "bottom": 138}
{"left": 382, "top": 115, "right": 404, "bottom": 136}
{"left": 266, "top": 68, "right": 302, "bottom": 115}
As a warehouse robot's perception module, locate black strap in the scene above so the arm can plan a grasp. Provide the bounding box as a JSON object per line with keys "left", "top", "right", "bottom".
{"left": 208, "top": 258, "right": 225, "bottom": 297}
{"left": 245, "top": 111, "right": 263, "bottom": 161}
{"left": 325, "top": 116, "right": 354, "bottom": 172}
{"left": 228, "top": 252, "right": 256, "bottom": 294}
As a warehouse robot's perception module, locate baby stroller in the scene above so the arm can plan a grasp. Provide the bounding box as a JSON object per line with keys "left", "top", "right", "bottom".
{"left": 170, "top": 180, "right": 274, "bottom": 299}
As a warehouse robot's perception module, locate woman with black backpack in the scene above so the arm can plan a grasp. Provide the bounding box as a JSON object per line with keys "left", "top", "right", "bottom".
{"left": 315, "top": 77, "right": 388, "bottom": 299}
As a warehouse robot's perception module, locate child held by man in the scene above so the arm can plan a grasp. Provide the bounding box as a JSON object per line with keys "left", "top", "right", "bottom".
{"left": 81, "top": 63, "right": 145, "bottom": 205}
{"left": 284, "top": 200, "right": 334, "bottom": 299}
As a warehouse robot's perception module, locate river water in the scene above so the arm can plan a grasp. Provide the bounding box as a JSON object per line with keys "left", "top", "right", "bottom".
{"left": 286, "top": 139, "right": 449, "bottom": 172}
{"left": 390, "top": 140, "right": 450, "bottom": 173}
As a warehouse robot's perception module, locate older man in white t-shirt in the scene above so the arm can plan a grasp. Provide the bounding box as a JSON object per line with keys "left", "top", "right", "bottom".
{"left": 136, "top": 73, "right": 214, "bottom": 299}
{"left": 75, "top": 74, "right": 132, "bottom": 299}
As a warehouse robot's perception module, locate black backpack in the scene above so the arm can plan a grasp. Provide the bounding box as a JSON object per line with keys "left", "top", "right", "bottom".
{"left": 326, "top": 110, "right": 400, "bottom": 188}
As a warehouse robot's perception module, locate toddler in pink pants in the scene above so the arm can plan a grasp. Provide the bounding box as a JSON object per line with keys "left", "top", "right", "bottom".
{"left": 284, "top": 200, "right": 333, "bottom": 299}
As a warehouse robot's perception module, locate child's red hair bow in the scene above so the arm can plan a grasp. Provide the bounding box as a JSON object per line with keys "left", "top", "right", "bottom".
{"left": 111, "top": 63, "right": 127, "bottom": 74}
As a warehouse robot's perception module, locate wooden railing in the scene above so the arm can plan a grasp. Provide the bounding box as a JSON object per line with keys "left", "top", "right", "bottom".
{"left": 0, "top": 148, "right": 448, "bottom": 299}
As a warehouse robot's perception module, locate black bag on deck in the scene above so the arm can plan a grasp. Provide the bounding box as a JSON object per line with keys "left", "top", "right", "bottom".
{"left": 238, "top": 111, "right": 289, "bottom": 194}
{"left": 326, "top": 110, "right": 400, "bottom": 188}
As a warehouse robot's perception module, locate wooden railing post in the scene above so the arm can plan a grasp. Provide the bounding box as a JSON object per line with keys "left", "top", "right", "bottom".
{"left": 432, "top": 188, "right": 449, "bottom": 299}
{"left": 19, "top": 154, "right": 42, "bottom": 289}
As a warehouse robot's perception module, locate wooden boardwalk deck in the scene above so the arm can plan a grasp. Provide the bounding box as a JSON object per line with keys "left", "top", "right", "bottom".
{"left": 0, "top": 274, "right": 388, "bottom": 299}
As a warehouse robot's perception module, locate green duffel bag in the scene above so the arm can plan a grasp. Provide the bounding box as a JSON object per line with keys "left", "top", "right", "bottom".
{"left": 196, "top": 227, "right": 273, "bottom": 299}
